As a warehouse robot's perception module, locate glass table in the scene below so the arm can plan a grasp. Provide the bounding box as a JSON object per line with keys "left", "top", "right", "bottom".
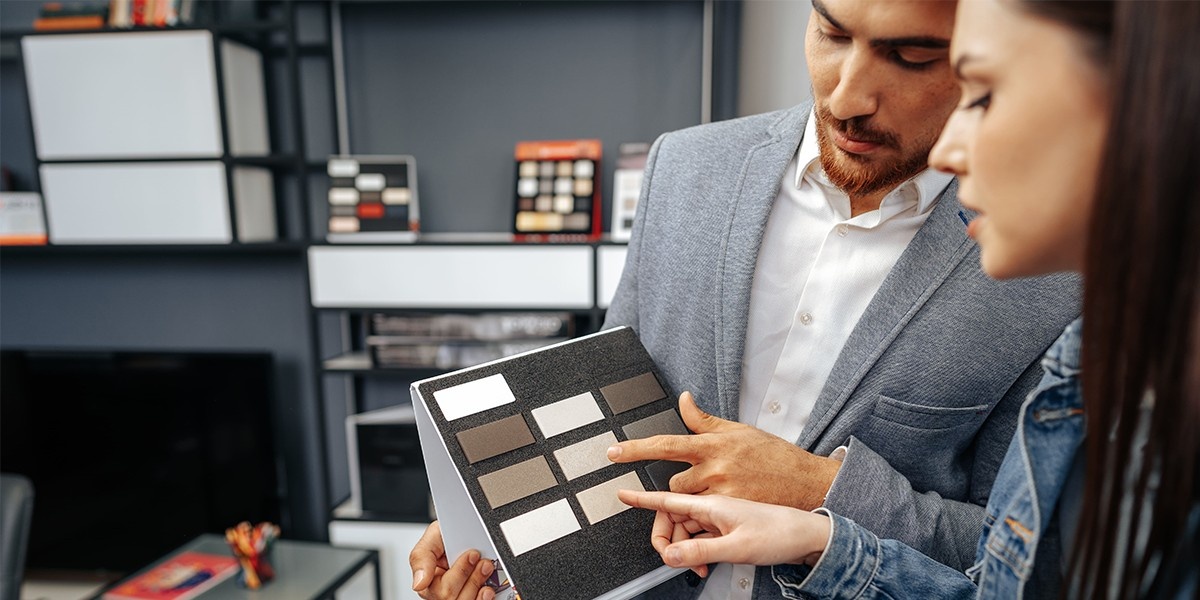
{"left": 93, "top": 534, "right": 381, "bottom": 599}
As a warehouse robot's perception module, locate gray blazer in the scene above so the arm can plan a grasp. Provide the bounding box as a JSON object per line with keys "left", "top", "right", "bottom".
{"left": 604, "top": 103, "right": 1081, "bottom": 597}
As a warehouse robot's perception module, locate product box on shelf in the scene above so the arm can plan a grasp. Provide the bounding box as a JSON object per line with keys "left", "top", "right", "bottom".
{"left": 326, "top": 155, "right": 420, "bottom": 243}
{"left": 366, "top": 312, "right": 575, "bottom": 370}
{"left": 513, "top": 139, "right": 602, "bottom": 241}
{"left": 610, "top": 142, "right": 650, "bottom": 242}
{"left": 346, "top": 404, "right": 432, "bottom": 521}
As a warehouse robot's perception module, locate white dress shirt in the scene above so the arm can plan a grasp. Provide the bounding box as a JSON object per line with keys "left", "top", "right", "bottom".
{"left": 699, "top": 112, "right": 953, "bottom": 600}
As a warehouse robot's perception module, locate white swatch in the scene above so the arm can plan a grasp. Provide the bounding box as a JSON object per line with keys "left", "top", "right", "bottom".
{"left": 327, "top": 158, "right": 360, "bottom": 178}
{"left": 355, "top": 173, "right": 386, "bottom": 191}
{"left": 433, "top": 374, "right": 515, "bottom": 421}
{"left": 576, "top": 471, "right": 645, "bottom": 525}
{"left": 553, "top": 431, "right": 619, "bottom": 480}
{"left": 531, "top": 392, "right": 604, "bottom": 439}
{"left": 499, "top": 499, "right": 581, "bottom": 556}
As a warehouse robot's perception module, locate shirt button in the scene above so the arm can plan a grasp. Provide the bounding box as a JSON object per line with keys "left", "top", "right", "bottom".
{"left": 768, "top": 401, "right": 781, "bottom": 414}
{"left": 799, "top": 312, "right": 813, "bottom": 326}
{"left": 739, "top": 578, "right": 750, "bottom": 590}
{"left": 836, "top": 224, "right": 849, "bottom": 237}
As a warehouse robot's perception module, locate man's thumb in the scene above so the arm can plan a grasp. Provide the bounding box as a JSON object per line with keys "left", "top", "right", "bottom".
{"left": 679, "top": 391, "right": 728, "bottom": 433}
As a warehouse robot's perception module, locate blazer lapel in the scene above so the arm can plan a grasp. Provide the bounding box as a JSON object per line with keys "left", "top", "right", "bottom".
{"left": 712, "top": 104, "right": 809, "bottom": 421}
{"left": 797, "top": 181, "right": 975, "bottom": 447}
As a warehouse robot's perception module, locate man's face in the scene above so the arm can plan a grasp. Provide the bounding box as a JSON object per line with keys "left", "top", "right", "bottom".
{"left": 805, "top": 0, "right": 959, "bottom": 198}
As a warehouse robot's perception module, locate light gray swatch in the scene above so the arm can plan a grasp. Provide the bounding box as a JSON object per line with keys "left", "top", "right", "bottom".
{"left": 576, "top": 470, "right": 645, "bottom": 525}
{"left": 553, "top": 431, "right": 619, "bottom": 480}
{"left": 621, "top": 408, "right": 689, "bottom": 440}
{"left": 499, "top": 498, "right": 581, "bottom": 556}
{"left": 531, "top": 391, "right": 605, "bottom": 439}
{"left": 477, "top": 456, "right": 558, "bottom": 509}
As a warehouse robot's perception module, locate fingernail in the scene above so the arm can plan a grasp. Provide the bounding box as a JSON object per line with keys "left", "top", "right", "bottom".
{"left": 607, "top": 445, "right": 622, "bottom": 460}
{"left": 481, "top": 560, "right": 494, "bottom": 576}
{"left": 482, "top": 589, "right": 496, "bottom": 600}
{"left": 665, "top": 547, "right": 682, "bottom": 566}
{"left": 412, "top": 569, "right": 424, "bottom": 589}
{"left": 469, "top": 551, "right": 480, "bottom": 565}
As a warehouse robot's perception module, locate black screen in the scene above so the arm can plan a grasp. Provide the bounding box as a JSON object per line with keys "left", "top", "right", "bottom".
{"left": 0, "top": 350, "right": 281, "bottom": 573}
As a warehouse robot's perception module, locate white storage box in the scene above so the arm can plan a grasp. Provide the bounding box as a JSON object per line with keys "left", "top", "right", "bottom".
{"left": 22, "top": 30, "right": 268, "bottom": 160}
{"left": 40, "top": 162, "right": 275, "bottom": 244}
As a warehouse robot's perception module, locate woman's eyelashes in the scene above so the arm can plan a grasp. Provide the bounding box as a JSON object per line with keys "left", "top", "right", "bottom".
{"left": 962, "top": 92, "right": 992, "bottom": 112}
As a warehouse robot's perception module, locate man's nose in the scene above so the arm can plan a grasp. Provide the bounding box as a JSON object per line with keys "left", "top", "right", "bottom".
{"left": 827, "top": 49, "right": 879, "bottom": 121}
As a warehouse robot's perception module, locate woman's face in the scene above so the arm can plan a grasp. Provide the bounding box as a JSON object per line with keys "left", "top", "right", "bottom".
{"left": 929, "top": 0, "right": 1109, "bottom": 279}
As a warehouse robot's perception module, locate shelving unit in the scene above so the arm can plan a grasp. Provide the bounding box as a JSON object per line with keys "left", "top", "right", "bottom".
{"left": 0, "top": 4, "right": 738, "bottom": 596}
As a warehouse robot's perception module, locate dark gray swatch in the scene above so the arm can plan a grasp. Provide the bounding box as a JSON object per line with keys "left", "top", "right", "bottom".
{"left": 599, "top": 372, "right": 666, "bottom": 415}
{"left": 455, "top": 414, "right": 535, "bottom": 464}
{"left": 621, "top": 408, "right": 688, "bottom": 440}
{"left": 477, "top": 456, "right": 558, "bottom": 509}
{"left": 645, "top": 460, "right": 690, "bottom": 492}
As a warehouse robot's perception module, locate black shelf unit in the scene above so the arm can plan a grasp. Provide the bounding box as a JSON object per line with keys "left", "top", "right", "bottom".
{"left": 0, "top": 0, "right": 343, "bottom": 543}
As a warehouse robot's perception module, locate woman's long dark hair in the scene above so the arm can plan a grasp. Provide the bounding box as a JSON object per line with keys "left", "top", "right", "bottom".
{"left": 1021, "top": 1, "right": 1200, "bottom": 597}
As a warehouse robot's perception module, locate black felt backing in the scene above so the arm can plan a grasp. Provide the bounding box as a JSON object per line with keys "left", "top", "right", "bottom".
{"left": 415, "top": 327, "right": 685, "bottom": 600}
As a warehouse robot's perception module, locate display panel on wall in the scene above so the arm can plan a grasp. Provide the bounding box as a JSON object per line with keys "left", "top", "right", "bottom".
{"left": 21, "top": 30, "right": 276, "bottom": 243}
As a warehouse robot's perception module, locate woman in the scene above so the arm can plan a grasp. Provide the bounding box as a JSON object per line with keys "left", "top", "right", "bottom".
{"left": 620, "top": 0, "right": 1200, "bottom": 597}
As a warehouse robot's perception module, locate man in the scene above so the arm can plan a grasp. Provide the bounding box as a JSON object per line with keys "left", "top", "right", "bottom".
{"left": 411, "top": 0, "right": 1079, "bottom": 598}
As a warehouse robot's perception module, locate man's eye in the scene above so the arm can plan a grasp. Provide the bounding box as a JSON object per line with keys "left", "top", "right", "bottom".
{"left": 891, "top": 52, "right": 937, "bottom": 71}
{"left": 818, "top": 28, "right": 849, "bottom": 43}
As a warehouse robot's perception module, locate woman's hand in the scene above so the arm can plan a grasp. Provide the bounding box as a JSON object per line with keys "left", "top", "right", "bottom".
{"left": 618, "top": 489, "right": 832, "bottom": 577}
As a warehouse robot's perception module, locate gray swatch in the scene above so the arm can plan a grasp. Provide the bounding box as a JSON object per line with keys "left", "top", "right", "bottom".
{"left": 645, "top": 460, "right": 690, "bottom": 492}
{"left": 477, "top": 456, "right": 558, "bottom": 509}
{"left": 599, "top": 372, "right": 666, "bottom": 415}
{"left": 552, "top": 431, "right": 619, "bottom": 480}
{"left": 622, "top": 408, "right": 689, "bottom": 440}
{"left": 455, "top": 414, "right": 535, "bottom": 464}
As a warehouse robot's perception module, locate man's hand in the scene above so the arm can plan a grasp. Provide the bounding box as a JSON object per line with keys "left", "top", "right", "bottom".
{"left": 606, "top": 391, "right": 841, "bottom": 511}
{"left": 409, "top": 520, "right": 496, "bottom": 600}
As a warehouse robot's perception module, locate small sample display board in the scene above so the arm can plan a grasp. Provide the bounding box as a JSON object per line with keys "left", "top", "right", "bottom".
{"left": 512, "top": 139, "right": 602, "bottom": 241}
{"left": 610, "top": 143, "right": 650, "bottom": 243}
{"left": 412, "top": 327, "right": 689, "bottom": 600}
{"left": 327, "top": 155, "right": 420, "bottom": 242}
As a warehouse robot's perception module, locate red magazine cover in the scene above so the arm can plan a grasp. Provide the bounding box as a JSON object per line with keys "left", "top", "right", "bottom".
{"left": 103, "top": 551, "right": 239, "bottom": 600}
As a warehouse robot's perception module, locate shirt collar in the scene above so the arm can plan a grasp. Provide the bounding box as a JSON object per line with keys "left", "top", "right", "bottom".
{"left": 794, "top": 109, "right": 953, "bottom": 217}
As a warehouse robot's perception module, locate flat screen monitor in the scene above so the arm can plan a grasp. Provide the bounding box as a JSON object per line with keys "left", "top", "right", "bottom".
{"left": 0, "top": 349, "right": 281, "bottom": 573}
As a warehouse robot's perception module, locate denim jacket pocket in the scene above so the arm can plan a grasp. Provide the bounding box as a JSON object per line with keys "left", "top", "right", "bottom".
{"left": 870, "top": 394, "right": 991, "bottom": 431}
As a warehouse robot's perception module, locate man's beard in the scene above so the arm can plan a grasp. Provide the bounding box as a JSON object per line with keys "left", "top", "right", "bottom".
{"left": 814, "top": 103, "right": 936, "bottom": 198}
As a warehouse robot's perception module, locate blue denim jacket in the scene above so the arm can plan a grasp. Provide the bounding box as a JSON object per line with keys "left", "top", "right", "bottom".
{"left": 769, "top": 319, "right": 1085, "bottom": 599}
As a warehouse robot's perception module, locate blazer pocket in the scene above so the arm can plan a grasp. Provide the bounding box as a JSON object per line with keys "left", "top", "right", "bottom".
{"left": 870, "top": 394, "right": 990, "bottom": 431}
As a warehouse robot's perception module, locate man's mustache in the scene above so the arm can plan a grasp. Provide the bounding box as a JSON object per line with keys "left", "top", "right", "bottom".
{"left": 817, "top": 105, "right": 900, "bottom": 149}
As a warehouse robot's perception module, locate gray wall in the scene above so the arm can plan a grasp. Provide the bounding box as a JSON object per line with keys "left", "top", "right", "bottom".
{"left": 329, "top": 0, "right": 706, "bottom": 234}
{"left": 738, "top": 0, "right": 813, "bottom": 116}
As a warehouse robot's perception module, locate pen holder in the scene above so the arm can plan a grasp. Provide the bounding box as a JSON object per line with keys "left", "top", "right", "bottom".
{"left": 226, "top": 521, "right": 280, "bottom": 590}
{"left": 234, "top": 549, "right": 275, "bottom": 589}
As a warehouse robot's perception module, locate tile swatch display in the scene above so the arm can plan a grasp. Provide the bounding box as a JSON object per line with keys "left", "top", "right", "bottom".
{"left": 413, "top": 327, "right": 690, "bottom": 600}
{"left": 512, "top": 139, "right": 602, "bottom": 239}
{"left": 326, "top": 155, "right": 419, "bottom": 242}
